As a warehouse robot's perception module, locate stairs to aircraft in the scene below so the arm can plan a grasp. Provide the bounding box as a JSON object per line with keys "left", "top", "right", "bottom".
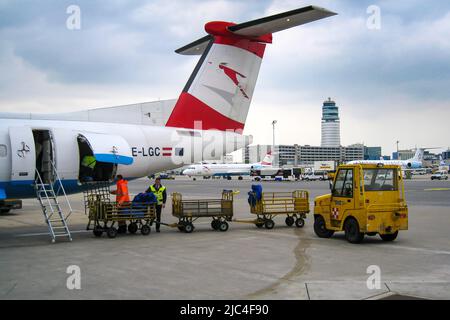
{"left": 34, "top": 162, "right": 73, "bottom": 243}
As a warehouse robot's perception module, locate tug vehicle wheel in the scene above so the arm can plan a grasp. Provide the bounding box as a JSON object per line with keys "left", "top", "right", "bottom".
{"left": 344, "top": 218, "right": 364, "bottom": 244}
{"left": 313, "top": 216, "right": 334, "bottom": 238}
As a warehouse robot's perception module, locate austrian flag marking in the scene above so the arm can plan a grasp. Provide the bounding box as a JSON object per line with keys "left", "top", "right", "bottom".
{"left": 162, "top": 147, "right": 172, "bottom": 157}
{"left": 331, "top": 207, "right": 340, "bottom": 220}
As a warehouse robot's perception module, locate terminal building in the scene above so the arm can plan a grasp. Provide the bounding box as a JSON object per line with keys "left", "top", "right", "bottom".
{"left": 243, "top": 98, "right": 381, "bottom": 166}
{"left": 364, "top": 146, "right": 382, "bottom": 160}
{"left": 243, "top": 144, "right": 365, "bottom": 166}
{"left": 392, "top": 150, "right": 416, "bottom": 160}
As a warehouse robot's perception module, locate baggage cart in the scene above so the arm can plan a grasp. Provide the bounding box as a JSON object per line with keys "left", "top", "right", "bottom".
{"left": 86, "top": 196, "right": 156, "bottom": 238}
{"left": 172, "top": 190, "right": 234, "bottom": 233}
{"left": 246, "top": 190, "right": 309, "bottom": 229}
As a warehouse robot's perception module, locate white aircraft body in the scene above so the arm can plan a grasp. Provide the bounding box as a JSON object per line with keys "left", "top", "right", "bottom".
{"left": 348, "top": 148, "right": 425, "bottom": 169}
{"left": 0, "top": 6, "right": 336, "bottom": 208}
{"left": 182, "top": 153, "right": 274, "bottom": 178}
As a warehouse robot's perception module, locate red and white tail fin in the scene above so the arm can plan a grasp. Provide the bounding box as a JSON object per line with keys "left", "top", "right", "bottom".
{"left": 260, "top": 152, "right": 274, "bottom": 166}
{"left": 165, "top": 6, "right": 336, "bottom": 132}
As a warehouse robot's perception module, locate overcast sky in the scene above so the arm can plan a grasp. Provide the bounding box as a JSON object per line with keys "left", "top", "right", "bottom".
{"left": 1, "top": 0, "right": 449, "bottom": 156}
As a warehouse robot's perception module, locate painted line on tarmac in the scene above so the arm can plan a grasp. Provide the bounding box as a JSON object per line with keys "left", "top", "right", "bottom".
{"left": 389, "top": 245, "right": 450, "bottom": 256}
{"left": 15, "top": 230, "right": 90, "bottom": 237}
{"left": 424, "top": 188, "right": 450, "bottom": 191}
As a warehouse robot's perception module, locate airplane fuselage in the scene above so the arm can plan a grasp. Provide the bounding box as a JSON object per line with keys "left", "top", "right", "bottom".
{"left": 0, "top": 118, "right": 248, "bottom": 199}
{"left": 347, "top": 159, "right": 422, "bottom": 169}
{"left": 183, "top": 163, "right": 266, "bottom": 177}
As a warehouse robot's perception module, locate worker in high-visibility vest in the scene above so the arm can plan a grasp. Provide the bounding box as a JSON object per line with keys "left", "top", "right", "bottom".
{"left": 111, "top": 175, "right": 130, "bottom": 233}
{"left": 146, "top": 177, "right": 167, "bottom": 232}
{"left": 80, "top": 154, "right": 96, "bottom": 182}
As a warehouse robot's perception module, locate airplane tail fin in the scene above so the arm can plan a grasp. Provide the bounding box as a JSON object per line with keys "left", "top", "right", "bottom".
{"left": 260, "top": 152, "right": 274, "bottom": 166}
{"left": 165, "top": 6, "right": 336, "bottom": 132}
{"left": 412, "top": 148, "right": 425, "bottom": 162}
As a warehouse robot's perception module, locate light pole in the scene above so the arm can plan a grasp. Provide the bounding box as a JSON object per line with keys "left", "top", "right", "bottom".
{"left": 272, "top": 120, "right": 277, "bottom": 148}
{"left": 271, "top": 120, "right": 277, "bottom": 166}
{"left": 396, "top": 140, "right": 400, "bottom": 160}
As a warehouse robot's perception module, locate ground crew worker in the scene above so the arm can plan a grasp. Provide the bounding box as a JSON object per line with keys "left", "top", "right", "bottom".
{"left": 146, "top": 177, "right": 167, "bottom": 232}
{"left": 80, "top": 154, "right": 96, "bottom": 182}
{"left": 111, "top": 175, "right": 130, "bottom": 233}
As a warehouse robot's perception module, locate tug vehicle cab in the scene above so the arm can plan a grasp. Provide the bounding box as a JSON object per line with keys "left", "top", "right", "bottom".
{"left": 313, "top": 164, "right": 408, "bottom": 243}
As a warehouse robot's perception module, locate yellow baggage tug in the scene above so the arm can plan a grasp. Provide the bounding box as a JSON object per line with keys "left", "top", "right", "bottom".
{"left": 314, "top": 164, "right": 408, "bottom": 243}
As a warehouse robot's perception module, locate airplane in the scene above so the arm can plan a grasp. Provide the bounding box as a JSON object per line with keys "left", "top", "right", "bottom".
{"left": 0, "top": 5, "right": 337, "bottom": 214}
{"left": 347, "top": 148, "right": 425, "bottom": 169}
{"left": 439, "top": 155, "right": 446, "bottom": 167}
{"left": 182, "top": 152, "right": 274, "bottom": 179}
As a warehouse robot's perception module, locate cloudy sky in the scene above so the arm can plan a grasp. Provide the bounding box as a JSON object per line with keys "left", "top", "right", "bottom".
{"left": 1, "top": 0, "right": 449, "bottom": 156}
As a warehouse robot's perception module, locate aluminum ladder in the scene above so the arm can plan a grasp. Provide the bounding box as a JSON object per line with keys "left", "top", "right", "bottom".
{"left": 35, "top": 161, "right": 73, "bottom": 243}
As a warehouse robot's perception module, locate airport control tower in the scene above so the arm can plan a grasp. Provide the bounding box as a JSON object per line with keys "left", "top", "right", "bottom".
{"left": 321, "top": 98, "right": 341, "bottom": 147}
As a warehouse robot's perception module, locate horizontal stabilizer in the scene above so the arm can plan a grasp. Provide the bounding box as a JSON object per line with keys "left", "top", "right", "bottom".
{"left": 175, "top": 35, "right": 212, "bottom": 56}
{"left": 175, "top": 5, "right": 336, "bottom": 55}
{"left": 229, "top": 5, "right": 337, "bottom": 36}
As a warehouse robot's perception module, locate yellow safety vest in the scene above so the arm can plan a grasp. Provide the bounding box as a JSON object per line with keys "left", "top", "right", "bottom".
{"left": 149, "top": 185, "right": 166, "bottom": 205}
{"left": 81, "top": 155, "right": 96, "bottom": 169}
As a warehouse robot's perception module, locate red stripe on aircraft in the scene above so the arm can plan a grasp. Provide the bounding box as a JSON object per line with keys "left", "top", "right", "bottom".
{"left": 165, "top": 92, "right": 244, "bottom": 131}
{"left": 214, "top": 36, "right": 267, "bottom": 59}
{"left": 205, "top": 21, "right": 270, "bottom": 59}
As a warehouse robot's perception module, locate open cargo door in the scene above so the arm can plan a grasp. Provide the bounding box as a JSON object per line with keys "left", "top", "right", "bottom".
{"left": 78, "top": 132, "right": 133, "bottom": 165}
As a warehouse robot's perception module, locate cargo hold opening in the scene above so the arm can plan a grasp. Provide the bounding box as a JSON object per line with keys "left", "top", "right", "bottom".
{"left": 77, "top": 135, "right": 116, "bottom": 182}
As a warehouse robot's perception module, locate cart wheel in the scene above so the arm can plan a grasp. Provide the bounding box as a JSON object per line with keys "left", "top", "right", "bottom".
{"left": 141, "top": 224, "right": 151, "bottom": 236}
{"left": 295, "top": 218, "right": 305, "bottom": 228}
{"left": 128, "top": 222, "right": 138, "bottom": 234}
{"left": 264, "top": 219, "right": 275, "bottom": 230}
{"left": 285, "top": 216, "right": 295, "bottom": 227}
{"left": 93, "top": 226, "right": 103, "bottom": 237}
{"left": 118, "top": 224, "right": 127, "bottom": 234}
{"left": 380, "top": 231, "right": 398, "bottom": 242}
{"left": 211, "top": 220, "right": 218, "bottom": 230}
{"left": 184, "top": 223, "right": 194, "bottom": 233}
{"left": 107, "top": 227, "right": 118, "bottom": 239}
{"left": 219, "top": 221, "right": 229, "bottom": 232}
{"left": 255, "top": 218, "right": 265, "bottom": 228}
{"left": 178, "top": 221, "right": 187, "bottom": 232}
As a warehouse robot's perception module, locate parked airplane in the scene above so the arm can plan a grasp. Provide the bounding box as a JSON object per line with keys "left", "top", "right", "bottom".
{"left": 439, "top": 155, "right": 446, "bottom": 166}
{"left": 0, "top": 6, "right": 337, "bottom": 213}
{"left": 182, "top": 152, "right": 274, "bottom": 179}
{"left": 348, "top": 148, "right": 425, "bottom": 169}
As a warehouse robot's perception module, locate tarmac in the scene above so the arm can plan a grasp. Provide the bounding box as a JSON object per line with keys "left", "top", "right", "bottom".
{"left": 0, "top": 176, "right": 449, "bottom": 300}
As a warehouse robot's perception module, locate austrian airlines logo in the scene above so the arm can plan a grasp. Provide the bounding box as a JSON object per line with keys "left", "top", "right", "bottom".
{"left": 219, "top": 63, "right": 249, "bottom": 99}
{"left": 17, "top": 142, "right": 30, "bottom": 158}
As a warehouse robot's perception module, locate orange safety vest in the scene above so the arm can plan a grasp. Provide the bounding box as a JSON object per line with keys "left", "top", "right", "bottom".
{"left": 115, "top": 179, "right": 130, "bottom": 205}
